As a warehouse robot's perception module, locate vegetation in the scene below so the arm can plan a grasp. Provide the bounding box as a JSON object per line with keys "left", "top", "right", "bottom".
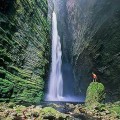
{"left": 85, "top": 82, "right": 105, "bottom": 108}
{"left": 0, "top": 0, "right": 50, "bottom": 103}
{"left": 40, "top": 107, "right": 69, "bottom": 119}
{"left": 0, "top": 103, "right": 71, "bottom": 120}
{"left": 85, "top": 82, "right": 120, "bottom": 119}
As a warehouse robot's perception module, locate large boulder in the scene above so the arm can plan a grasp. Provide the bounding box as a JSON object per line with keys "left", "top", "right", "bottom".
{"left": 40, "top": 107, "right": 72, "bottom": 120}
{"left": 85, "top": 82, "right": 105, "bottom": 108}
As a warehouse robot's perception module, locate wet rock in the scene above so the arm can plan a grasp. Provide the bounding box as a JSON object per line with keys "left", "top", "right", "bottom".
{"left": 66, "top": 103, "right": 75, "bottom": 109}
{"left": 11, "top": 112, "right": 17, "bottom": 116}
{"left": 43, "top": 115, "right": 56, "bottom": 119}
{"left": 100, "top": 112, "right": 107, "bottom": 116}
{"left": 31, "top": 111, "right": 39, "bottom": 117}
{"left": 73, "top": 107, "right": 80, "bottom": 114}
{"left": 105, "top": 110, "right": 110, "bottom": 114}
{"left": 86, "top": 111, "right": 93, "bottom": 116}
{"left": 36, "top": 105, "right": 42, "bottom": 109}
{"left": 79, "top": 108, "right": 86, "bottom": 113}
{"left": 40, "top": 107, "right": 70, "bottom": 119}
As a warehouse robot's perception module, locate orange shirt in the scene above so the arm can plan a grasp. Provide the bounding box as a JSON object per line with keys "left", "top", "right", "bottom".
{"left": 92, "top": 74, "right": 97, "bottom": 79}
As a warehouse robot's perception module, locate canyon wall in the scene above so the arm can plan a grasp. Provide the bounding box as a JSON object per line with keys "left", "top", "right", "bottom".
{"left": 0, "top": 0, "right": 50, "bottom": 103}
{"left": 53, "top": 0, "right": 120, "bottom": 101}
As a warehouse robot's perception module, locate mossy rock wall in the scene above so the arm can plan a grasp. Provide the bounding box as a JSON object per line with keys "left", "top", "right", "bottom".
{"left": 0, "top": 0, "right": 50, "bottom": 103}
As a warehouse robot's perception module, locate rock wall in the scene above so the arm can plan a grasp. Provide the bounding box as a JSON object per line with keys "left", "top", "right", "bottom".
{"left": 0, "top": 0, "right": 50, "bottom": 103}
{"left": 56, "top": 0, "right": 120, "bottom": 101}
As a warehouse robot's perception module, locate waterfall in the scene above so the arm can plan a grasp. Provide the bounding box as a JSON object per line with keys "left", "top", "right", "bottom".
{"left": 46, "top": 11, "right": 63, "bottom": 101}
{"left": 45, "top": 11, "right": 85, "bottom": 102}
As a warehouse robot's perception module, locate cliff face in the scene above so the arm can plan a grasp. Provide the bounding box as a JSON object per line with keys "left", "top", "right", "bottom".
{"left": 55, "top": 0, "right": 120, "bottom": 101}
{"left": 0, "top": 0, "right": 50, "bottom": 103}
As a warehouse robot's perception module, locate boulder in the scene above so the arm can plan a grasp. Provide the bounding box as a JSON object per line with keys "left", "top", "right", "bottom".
{"left": 85, "top": 82, "right": 105, "bottom": 108}
{"left": 40, "top": 107, "right": 71, "bottom": 119}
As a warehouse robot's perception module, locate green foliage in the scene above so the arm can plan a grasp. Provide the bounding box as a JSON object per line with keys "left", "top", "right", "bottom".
{"left": 110, "top": 106, "right": 120, "bottom": 116}
{"left": 8, "top": 66, "right": 32, "bottom": 78}
{"left": 0, "top": 0, "right": 50, "bottom": 103}
{"left": 0, "top": 78, "right": 14, "bottom": 99}
{"left": 106, "top": 102, "right": 120, "bottom": 117}
{"left": 85, "top": 82, "right": 105, "bottom": 108}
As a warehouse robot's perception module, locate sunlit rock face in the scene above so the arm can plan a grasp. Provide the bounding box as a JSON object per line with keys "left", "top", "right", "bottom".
{"left": 51, "top": 0, "right": 120, "bottom": 101}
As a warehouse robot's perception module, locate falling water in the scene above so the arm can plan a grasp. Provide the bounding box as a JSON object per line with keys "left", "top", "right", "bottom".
{"left": 46, "top": 11, "right": 85, "bottom": 102}
{"left": 46, "top": 11, "right": 63, "bottom": 101}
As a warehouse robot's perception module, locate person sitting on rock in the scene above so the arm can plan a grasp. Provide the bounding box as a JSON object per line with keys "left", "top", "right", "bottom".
{"left": 92, "top": 72, "right": 97, "bottom": 82}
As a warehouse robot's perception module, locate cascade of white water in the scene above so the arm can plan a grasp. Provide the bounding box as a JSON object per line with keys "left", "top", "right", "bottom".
{"left": 46, "top": 11, "right": 63, "bottom": 101}
{"left": 45, "top": 11, "right": 85, "bottom": 102}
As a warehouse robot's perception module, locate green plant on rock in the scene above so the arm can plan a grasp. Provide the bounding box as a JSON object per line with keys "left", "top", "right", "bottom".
{"left": 85, "top": 82, "right": 105, "bottom": 109}
{"left": 40, "top": 107, "right": 68, "bottom": 120}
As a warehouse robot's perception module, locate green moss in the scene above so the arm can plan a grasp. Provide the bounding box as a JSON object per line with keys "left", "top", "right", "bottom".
{"left": 85, "top": 82, "right": 105, "bottom": 108}
{"left": 8, "top": 66, "right": 32, "bottom": 78}
{"left": 40, "top": 107, "right": 67, "bottom": 119}
{"left": 106, "top": 102, "right": 120, "bottom": 117}
{"left": 0, "top": 0, "right": 50, "bottom": 103}
{"left": 110, "top": 106, "right": 120, "bottom": 116}
{"left": 0, "top": 78, "right": 14, "bottom": 99}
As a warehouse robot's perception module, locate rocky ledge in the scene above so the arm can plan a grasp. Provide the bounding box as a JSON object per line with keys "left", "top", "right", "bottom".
{"left": 0, "top": 101, "right": 120, "bottom": 120}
